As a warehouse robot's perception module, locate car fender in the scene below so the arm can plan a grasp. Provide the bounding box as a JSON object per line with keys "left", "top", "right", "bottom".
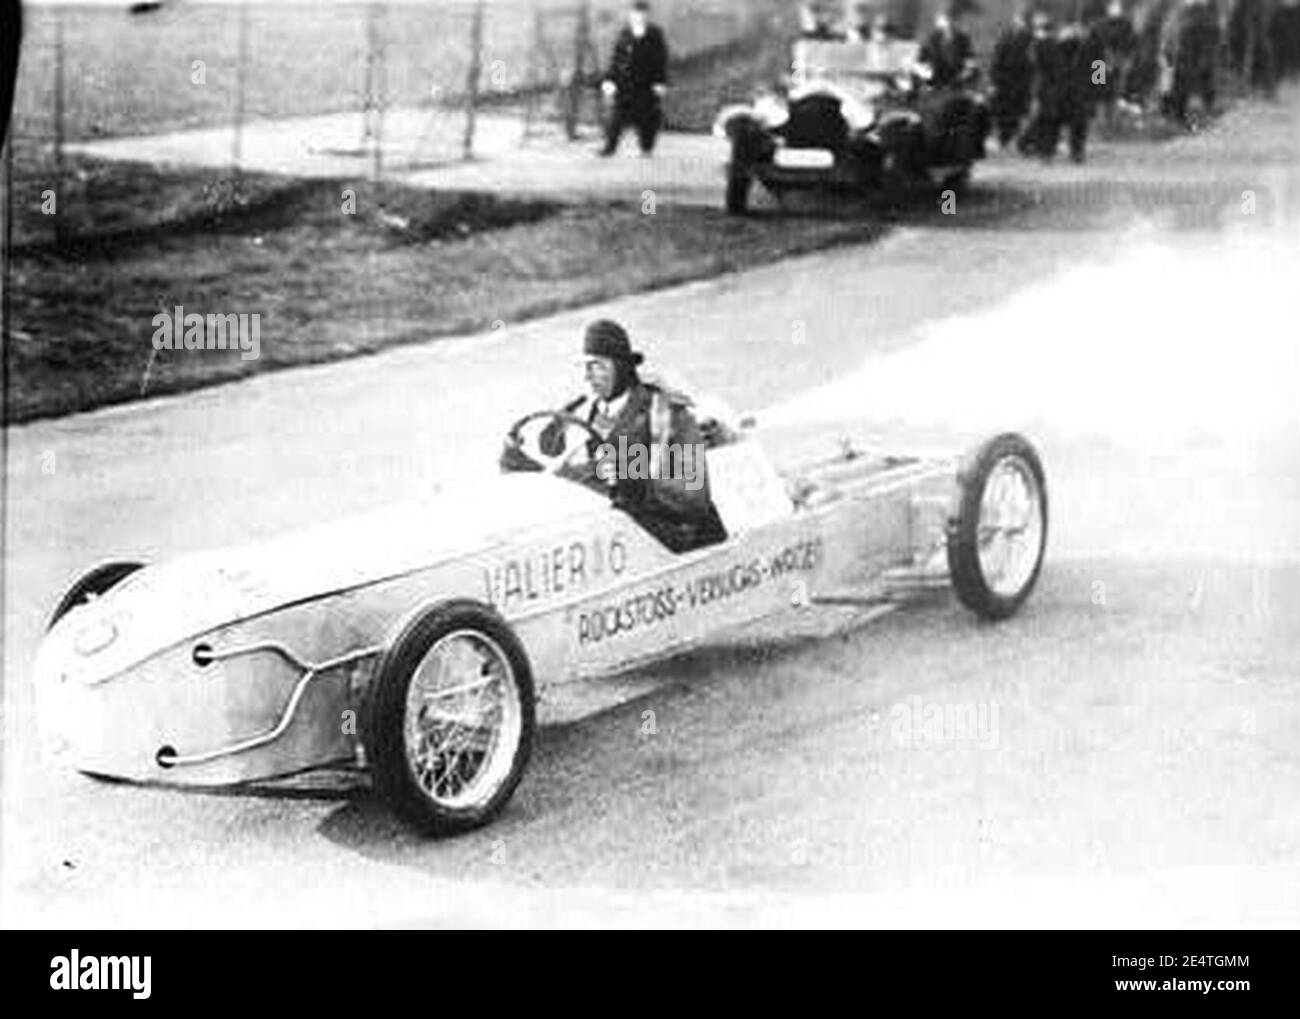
{"left": 713, "top": 105, "right": 764, "bottom": 140}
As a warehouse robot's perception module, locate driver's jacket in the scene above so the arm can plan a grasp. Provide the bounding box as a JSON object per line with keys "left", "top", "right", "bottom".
{"left": 541, "top": 382, "right": 726, "bottom": 552}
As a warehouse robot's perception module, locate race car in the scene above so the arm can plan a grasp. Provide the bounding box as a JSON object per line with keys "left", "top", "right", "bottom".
{"left": 34, "top": 410, "right": 1046, "bottom": 837}
{"left": 713, "top": 37, "right": 990, "bottom": 214}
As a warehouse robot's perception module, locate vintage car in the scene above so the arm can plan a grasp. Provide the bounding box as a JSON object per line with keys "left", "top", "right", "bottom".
{"left": 34, "top": 409, "right": 1046, "bottom": 837}
{"left": 713, "top": 37, "right": 990, "bottom": 213}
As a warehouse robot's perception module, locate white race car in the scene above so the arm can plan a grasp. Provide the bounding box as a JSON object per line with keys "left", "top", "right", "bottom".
{"left": 34, "top": 411, "right": 1046, "bottom": 836}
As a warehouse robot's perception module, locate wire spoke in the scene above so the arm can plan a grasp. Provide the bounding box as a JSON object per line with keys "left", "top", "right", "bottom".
{"left": 402, "top": 629, "right": 521, "bottom": 810}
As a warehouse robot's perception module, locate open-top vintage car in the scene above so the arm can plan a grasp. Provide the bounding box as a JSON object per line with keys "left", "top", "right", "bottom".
{"left": 35, "top": 409, "right": 1046, "bottom": 837}
{"left": 713, "top": 37, "right": 990, "bottom": 213}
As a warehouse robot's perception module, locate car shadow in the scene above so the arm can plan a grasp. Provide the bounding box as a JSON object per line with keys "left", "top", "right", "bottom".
{"left": 311, "top": 590, "right": 956, "bottom": 864}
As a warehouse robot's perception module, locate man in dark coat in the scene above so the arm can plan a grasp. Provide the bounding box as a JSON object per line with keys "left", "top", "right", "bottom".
{"left": 1095, "top": 0, "right": 1139, "bottom": 120}
{"left": 1164, "top": 0, "right": 1222, "bottom": 123}
{"left": 989, "top": 9, "right": 1035, "bottom": 146}
{"left": 917, "top": 6, "right": 976, "bottom": 88}
{"left": 1056, "top": 20, "right": 1107, "bottom": 160}
{"left": 915, "top": 6, "right": 987, "bottom": 162}
{"left": 538, "top": 320, "right": 727, "bottom": 554}
{"left": 1019, "top": 11, "right": 1066, "bottom": 156}
{"left": 1126, "top": 0, "right": 1179, "bottom": 104}
{"left": 1229, "top": 0, "right": 1278, "bottom": 97}
{"left": 600, "top": 1, "right": 670, "bottom": 156}
{"left": 1020, "top": 13, "right": 1103, "bottom": 161}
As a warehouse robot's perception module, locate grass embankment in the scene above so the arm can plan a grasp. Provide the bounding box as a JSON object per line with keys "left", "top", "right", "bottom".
{"left": 4, "top": 0, "right": 841, "bottom": 424}
{"left": 7, "top": 166, "right": 903, "bottom": 423}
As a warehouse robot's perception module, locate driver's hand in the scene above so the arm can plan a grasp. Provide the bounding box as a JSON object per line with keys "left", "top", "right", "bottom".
{"left": 594, "top": 450, "right": 618, "bottom": 486}
{"left": 538, "top": 420, "right": 567, "bottom": 457}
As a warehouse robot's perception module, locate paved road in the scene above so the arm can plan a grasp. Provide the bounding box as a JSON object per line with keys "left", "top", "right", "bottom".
{"left": 5, "top": 89, "right": 1300, "bottom": 928}
{"left": 66, "top": 107, "right": 734, "bottom": 206}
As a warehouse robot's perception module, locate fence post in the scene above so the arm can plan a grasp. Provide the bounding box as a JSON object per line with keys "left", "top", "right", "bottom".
{"left": 365, "top": 3, "right": 386, "bottom": 181}
{"left": 565, "top": 0, "right": 593, "bottom": 140}
{"left": 53, "top": 6, "right": 65, "bottom": 245}
{"left": 232, "top": 0, "right": 250, "bottom": 181}
{"left": 464, "top": 0, "right": 485, "bottom": 159}
{"left": 522, "top": 1, "right": 543, "bottom": 142}
{"left": 3, "top": 93, "right": 12, "bottom": 355}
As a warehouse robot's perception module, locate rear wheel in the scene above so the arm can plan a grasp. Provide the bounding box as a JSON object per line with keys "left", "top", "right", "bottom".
{"left": 48, "top": 561, "right": 145, "bottom": 631}
{"left": 367, "top": 600, "right": 535, "bottom": 837}
{"left": 947, "top": 434, "right": 1048, "bottom": 620}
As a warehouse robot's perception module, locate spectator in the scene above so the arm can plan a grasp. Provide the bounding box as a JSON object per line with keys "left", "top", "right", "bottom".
{"left": 1126, "top": 0, "right": 1179, "bottom": 106}
{"left": 1095, "top": 0, "right": 1139, "bottom": 124}
{"left": 798, "top": 2, "right": 838, "bottom": 39}
{"left": 1020, "top": 11, "right": 1065, "bottom": 157}
{"left": 1057, "top": 20, "right": 1107, "bottom": 160}
{"left": 918, "top": 5, "right": 976, "bottom": 88}
{"left": 1229, "top": 0, "right": 1279, "bottom": 96}
{"left": 990, "top": 8, "right": 1035, "bottom": 147}
{"left": 600, "top": 1, "right": 669, "bottom": 157}
{"left": 1277, "top": 0, "right": 1300, "bottom": 78}
{"left": 1163, "top": 0, "right": 1222, "bottom": 124}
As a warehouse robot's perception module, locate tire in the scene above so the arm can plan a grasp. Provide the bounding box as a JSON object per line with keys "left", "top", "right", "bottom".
{"left": 725, "top": 163, "right": 752, "bottom": 215}
{"left": 48, "top": 561, "right": 145, "bottom": 631}
{"left": 946, "top": 434, "right": 1048, "bottom": 621}
{"left": 367, "top": 600, "right": 535, "bottom": 837}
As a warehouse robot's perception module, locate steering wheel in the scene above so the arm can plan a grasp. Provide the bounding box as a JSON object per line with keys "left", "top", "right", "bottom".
{"left": 503, "top": 410, "right": 608, "bottom": 476}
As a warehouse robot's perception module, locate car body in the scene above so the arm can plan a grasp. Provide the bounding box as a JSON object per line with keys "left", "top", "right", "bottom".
{"left": 34, "top": 414, "right": 1047, "bottom": 836}
{"left": 713, "top": 38, "right": 990, "bottom": 213}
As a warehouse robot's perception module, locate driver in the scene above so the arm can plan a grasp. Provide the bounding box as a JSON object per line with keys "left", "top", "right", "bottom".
{"left": 541, "top": 319, "right": 727, "bottom": 553}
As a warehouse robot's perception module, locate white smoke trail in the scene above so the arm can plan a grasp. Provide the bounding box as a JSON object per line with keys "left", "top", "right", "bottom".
{"left": 760, "top": 229, "right": 1300, "bottom": 454}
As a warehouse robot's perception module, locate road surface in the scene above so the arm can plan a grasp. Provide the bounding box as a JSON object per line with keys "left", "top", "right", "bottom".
{"left": 5, "top": 88, "right": 1299, "bottom": 928}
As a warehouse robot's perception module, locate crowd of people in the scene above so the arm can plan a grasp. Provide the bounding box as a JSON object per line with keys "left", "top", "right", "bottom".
{"left": 797, "top": 0, "right": 1296, "bottom": 164}
{"left": 988, "top": 0, "right": 1239, "bottom": 162}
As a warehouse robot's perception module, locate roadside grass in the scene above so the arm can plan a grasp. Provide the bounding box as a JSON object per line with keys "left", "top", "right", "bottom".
{"left": 7, "top": 164, "right": 904, "bottom": 424}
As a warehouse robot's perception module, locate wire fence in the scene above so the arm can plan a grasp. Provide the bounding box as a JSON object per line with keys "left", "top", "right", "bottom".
{"left": 13, "top": 5, "right": 763, "bottom": 174}
{"left": 5, "top": 0, "right": 775, "bottom": 247}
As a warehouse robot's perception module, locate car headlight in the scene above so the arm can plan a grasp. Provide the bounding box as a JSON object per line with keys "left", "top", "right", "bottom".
{"left": 752, "top": 95, "right": 789, "bottom": 129}
{"left": 840, "top": 98, "right": 876, "bottom": 132}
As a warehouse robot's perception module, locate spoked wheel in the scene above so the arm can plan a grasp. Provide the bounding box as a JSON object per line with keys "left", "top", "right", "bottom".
{"left": 367, "top": 600, "right": 535, "bottom": 836}
{"left": 48, "top": 560, "right": 145, "bottom": 631}
{"left": 947, "top": 433, "right": 1048, "bottom": 620}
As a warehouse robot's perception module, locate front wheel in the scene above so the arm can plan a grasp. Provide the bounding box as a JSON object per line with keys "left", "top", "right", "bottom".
{"left": 947, "top": 433, "right": 1048, "bottom": 620}
{"left": 367, "top": 600, "right": 535, "bottom": 836}
{"left": 725, "top": 163, "right": 752, "bottom": 215}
